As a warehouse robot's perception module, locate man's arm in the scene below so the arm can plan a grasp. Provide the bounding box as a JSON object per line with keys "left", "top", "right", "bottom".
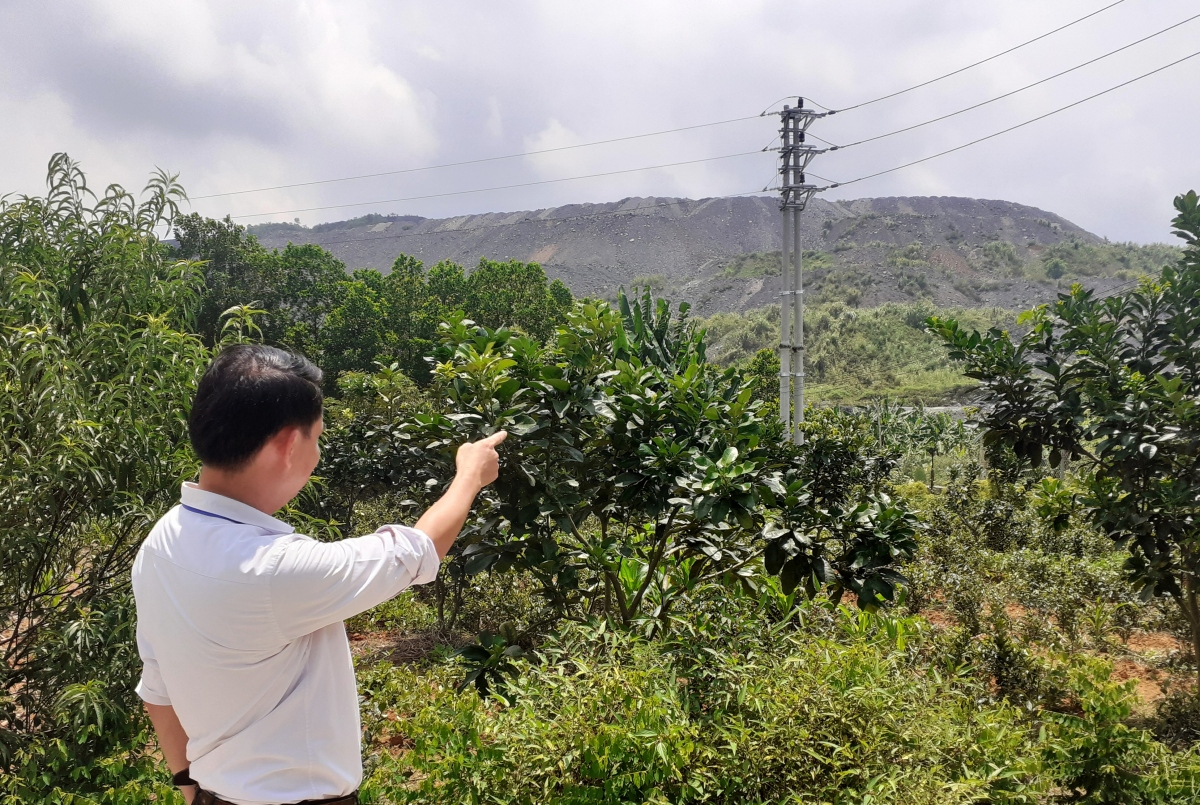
{"left": 144, "top": 702, "right": 195, "bottom": 805}
{"left": 268, "top": 430, "right": 508, "bottom": 639}
{"left": 416, "top": 430, "right": 506, "bottom": 558}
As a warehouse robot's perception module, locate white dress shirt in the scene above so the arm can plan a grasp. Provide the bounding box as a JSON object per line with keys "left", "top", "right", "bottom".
{"left": 132, "top": 482, "right": 439, "bottom": 805}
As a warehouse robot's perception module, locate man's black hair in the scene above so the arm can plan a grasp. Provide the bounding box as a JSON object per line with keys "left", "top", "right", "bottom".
{"left": 188, "top": 344, "right": 324, "bottom": 469}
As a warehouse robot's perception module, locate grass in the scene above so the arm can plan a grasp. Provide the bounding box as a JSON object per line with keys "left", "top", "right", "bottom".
{"left": 718, "top": 250, "right": 834, "bottom": 280}
{"left": 701, "top": 301, "right": 1016, "bottom": 404}
{"left": 1033, "top": 239, "right": 1180, "bottom": 281}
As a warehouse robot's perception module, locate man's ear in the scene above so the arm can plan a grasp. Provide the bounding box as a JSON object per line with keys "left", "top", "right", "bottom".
{"left": 269, "top": 425, "right": 303, "bottom": 466}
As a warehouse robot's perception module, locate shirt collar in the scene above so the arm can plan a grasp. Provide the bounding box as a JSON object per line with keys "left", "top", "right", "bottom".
{"left": 180, "top": 482, "right": 296, "bottom": 534}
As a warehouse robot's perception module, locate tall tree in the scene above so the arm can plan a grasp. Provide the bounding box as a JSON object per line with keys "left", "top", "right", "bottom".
{"left": 172, "top": 214, "right": 347, "bottom": 350}
{"left": 465, "top": 258, "right": 572, "bottom": 341}
{"left": 379, "top": 254, "right": 439, "bottom": 383}
{"left": 172, "top": 213, "right": 280, "bottom": 344}
{"left": 928, "top": 190, "right": 1200, "bottom": 682}
{"left": 0, "top": 155, "right": 211, "bottom": 793}
{"left": 318, "top": 270, "right": 391, "bottom": 385}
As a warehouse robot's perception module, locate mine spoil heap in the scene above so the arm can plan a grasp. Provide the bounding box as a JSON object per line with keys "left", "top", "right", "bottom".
{"left": 250, "top": 195, "right": 1119, "bottom": 313}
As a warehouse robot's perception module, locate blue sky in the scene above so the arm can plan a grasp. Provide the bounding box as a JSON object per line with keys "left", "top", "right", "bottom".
{"left": 1, "top": 0, "right": 1196, "bottom": 243}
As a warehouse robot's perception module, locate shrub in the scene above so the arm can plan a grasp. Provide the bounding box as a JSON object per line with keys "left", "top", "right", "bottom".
{"left": 365, "top": 607, "right": 1051, "bottom": 804}
{"left": 1043, "top": 659, "right": 1200, "bottom": 803}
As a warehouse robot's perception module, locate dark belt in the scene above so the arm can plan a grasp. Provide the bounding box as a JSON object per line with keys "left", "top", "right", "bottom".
{"left": 193, "top": 788, "right": 358, "bottom": 805}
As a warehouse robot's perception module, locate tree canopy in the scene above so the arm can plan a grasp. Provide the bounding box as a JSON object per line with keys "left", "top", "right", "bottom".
{"left": 172, "top": 215, "right": 573, "bottom": 387}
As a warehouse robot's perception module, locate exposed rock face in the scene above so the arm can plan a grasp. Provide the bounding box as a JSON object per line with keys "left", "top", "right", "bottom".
{"left": 249, "top": 195, "right": 1122, "bottom": 312}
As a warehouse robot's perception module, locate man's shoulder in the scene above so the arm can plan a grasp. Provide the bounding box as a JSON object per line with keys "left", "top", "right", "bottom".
{"left": 134, "top": 504, "right": 183, "bottom": 565}
{"left": 137, "top": 507, "right": 311, "bottom": 584}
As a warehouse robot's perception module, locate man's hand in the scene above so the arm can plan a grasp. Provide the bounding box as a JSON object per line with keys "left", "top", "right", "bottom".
{"left": 416, "top": 430, "right": 507, "bottom": 558}
{"left": 455, "top": 430, "right": 507, "bottom": 491}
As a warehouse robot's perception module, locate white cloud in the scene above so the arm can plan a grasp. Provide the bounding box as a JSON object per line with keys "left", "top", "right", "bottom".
{"left": 485, "top": 96, "right": 503, "bottom": 139}
{"left": 415, "top": 44, "right": 444, "bottom": 62}
{"left": 0, "top": 0, "right": 1195, "bottom": 241}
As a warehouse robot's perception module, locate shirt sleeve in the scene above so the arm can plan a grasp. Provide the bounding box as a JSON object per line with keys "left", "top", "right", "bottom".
{"left": 134, "top": 622, "right": 172, "bottom": 706}
{"left": 269, "top": 525, "right": 440, "bottom": 640}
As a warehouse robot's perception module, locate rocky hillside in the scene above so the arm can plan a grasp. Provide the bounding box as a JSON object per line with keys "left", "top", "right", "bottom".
{"left": 249, "top": 195, "right": 1171, "bottom": 314}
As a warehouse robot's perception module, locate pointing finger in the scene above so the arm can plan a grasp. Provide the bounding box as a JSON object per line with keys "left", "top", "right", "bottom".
{"left": 482, "top": 430, "right": 508, "bottom": 447}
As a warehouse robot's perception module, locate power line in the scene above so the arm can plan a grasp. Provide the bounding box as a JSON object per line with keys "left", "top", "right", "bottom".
{"left": 228, "top": 150, "right": 763, "bottom": 220}
{"left": 824, "top": 49, "right": 1200, "bottom": 189}
{"left": 190, "top": 115, "right": 762, "bottom": 201}
{"left": 825, "top": 12, "right": 1199, "bottom": 151}
{"left": 1097, "top": 278, "right": 1142, "bottom": 299}
{"left": 267, "top": 190, "right": 773, "bottom": 249}
{"left": 832, "top": 0, "right": 1129, "bottom": 113}
{"left": 189, "top": 4, "right": 1127, "bottom": 209}
{"left": 760, "top": 96, "right": 801, "bottom": 115}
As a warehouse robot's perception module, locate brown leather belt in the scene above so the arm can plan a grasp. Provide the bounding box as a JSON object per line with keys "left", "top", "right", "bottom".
{"left": 193, "top": 789, "right": 358, "bottom": 805}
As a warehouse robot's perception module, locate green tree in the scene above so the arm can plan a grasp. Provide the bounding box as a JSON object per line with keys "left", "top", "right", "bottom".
{"left": 323, "top": 289, "right": 917, "bottom": 656}
{"left": 0, "top": 154, "right": 209, "bottom": 798}
{"left": 273, "top": 242, "right": 353, "bottom": 355}
{"left": 315, "top": 255, "right": 575, "bottom": 389}
{"left": 413, "top": 290, "right": 772, "bottom": 632}
{"left": 172, "top": 214, "right": 347, "bottom": 351}
{"left": 928, "top": 190, "right": 1200, "bottom": 682}
{"left": 761, "top": 406, "right": 916, "bottom": 609}
{"left": 548, "top": 277, "right": 573, "bottom": 315}
{"left": 743, "top": 347, "right": 782, "bottom": 407}
{"left": 318, "top": 271, "right": 391, "bottom": 384}
{"left": 906, "top": 406, "right": 970, "bottom": 491}
{"left": 378, "top": 255, "right": 440, "bottom": 383}
{"left": 172, "top": 213, "right": 280, "bottom": 343}
{"left": 464, "top": 258, "right": 571, "bottom": 341}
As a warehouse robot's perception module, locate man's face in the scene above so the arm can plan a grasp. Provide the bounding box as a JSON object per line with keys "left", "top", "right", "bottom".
{"left": 284, "top": 415, "right": 324, "bottom": 499}
{"left": 298, "top": 416, "right": 324, "bottom": 476}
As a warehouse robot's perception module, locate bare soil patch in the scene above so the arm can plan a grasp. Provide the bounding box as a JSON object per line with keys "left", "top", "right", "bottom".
{"left": 1127, "top": 631, "right": 1185, "bottom": 654}
{"left": 349, "top": 628, "right": 470, "bottom": 665}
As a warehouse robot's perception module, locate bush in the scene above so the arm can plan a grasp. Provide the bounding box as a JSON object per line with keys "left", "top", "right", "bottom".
{"left": 364, "top": 605, "right": 1052, "bottom": 804}
{"left": 1043, "top": 659, "right": 1200, "bottom": 803}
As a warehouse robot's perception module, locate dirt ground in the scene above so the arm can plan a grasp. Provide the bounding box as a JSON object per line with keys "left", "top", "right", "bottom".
{"left": 917, "top": 603, "right": 1188, "bottom": 708}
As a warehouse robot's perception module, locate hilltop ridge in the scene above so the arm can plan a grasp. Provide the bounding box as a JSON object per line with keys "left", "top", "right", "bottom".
{"left": 250, "top": 195, "right": 1172, "bottom": 313}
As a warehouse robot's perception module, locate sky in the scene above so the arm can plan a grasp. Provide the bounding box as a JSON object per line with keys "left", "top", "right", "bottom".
{"left": 0, "top": 0, "right": 1197, "bottom": 244}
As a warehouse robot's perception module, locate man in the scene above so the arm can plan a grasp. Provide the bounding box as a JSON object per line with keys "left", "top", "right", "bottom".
{"left": 132, "top": 344, "right": 505, "bottom": 805}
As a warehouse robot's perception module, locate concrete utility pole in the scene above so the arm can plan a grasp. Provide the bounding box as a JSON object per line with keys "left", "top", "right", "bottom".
{"left": 775, "top": 99, "right": 829, "bottom": 445}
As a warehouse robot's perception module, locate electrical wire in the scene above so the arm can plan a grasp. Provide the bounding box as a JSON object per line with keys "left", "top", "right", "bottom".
{"left": 760, "top": 96, "right": 836, "bottom": 115}
{"left": 1098, "top": 278, "right": 1140, "bottom": 298}
{"left": 270, "top": 190, "right": 774, "bottom": 249}
{"left": 832, "top": 0, "right": 1129, "bottom": 113}
{"left": 192, "top": 4, "right": 1127, "bottom": 210}
{"left": 823, "top": 49, "right": 1200, "bottom": 189}
{"left": 806, "top": 132, "right": 839, "bottom": 147}
{"left": 191, "top": 115, "right": 762, "bottom": 201}
{"left": 229, "top": 150, "right": 765, "bottom": 220}
{"left": 824, "top": 12, "right": 1199, "bottom": 151}
{"left": 760, "top": 96, "right": 800, "bottom": 116}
